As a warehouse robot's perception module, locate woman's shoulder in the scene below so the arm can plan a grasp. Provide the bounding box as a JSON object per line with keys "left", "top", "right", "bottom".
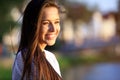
{"left": 13, "top": 51, "right": 24, "bottom": 70}
{"left": 14, "top": 51, "right": 22, "bottom": 63}
{"left": 12, "top": 51, "right": 24, "bottom": 79}
{"left": 14, "top": 51, "right": 24, "bottom": 67}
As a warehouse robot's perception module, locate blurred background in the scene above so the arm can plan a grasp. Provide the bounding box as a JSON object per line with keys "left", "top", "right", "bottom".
{"left": 1, "top": 0, "right": 120, "bottom": 80}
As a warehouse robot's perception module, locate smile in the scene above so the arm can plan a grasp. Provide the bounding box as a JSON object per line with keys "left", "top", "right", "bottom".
{"left": 46, "top": 34, "right": 56, "bottom": 39}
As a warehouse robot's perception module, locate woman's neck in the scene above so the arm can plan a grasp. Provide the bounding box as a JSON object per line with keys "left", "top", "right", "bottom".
{"left": 38, "top": 43, "right": 46, "bottom": 52}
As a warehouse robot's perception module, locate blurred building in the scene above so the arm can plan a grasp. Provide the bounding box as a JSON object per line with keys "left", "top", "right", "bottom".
{"left": 59, "top": 0, "right": 120, "bottom": 57}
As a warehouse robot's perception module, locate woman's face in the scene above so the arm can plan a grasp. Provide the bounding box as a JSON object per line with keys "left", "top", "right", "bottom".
{"left": 39, "top": 7, "right": 60, "bottom": 48}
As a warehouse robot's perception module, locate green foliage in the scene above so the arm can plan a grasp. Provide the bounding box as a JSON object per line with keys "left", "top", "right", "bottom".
{"left": 0, "top": 0, "right": 25, "bottom": 42}
{"left": 0, "top": 66, "right": 12, "bottom": 80}
{"left": 57, "top": 55, "right": 108, "bottom": 71}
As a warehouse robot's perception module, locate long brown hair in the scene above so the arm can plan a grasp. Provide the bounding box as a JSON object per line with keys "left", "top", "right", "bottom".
{"left": 18, "top": 0, "right": 62, "bottom": 80}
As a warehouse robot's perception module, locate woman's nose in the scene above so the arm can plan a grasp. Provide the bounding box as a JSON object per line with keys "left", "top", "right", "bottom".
{"left": 49, "top": 23, "right": 55, "bottom": 32}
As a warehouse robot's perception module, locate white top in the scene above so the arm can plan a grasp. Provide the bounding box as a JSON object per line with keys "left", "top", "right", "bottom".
{"left": 12, "top": 50, "right": 61, "bottom": 80}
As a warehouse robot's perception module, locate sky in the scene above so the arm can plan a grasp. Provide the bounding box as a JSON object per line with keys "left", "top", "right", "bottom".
{"left": 68, "top": 0, "right": 119, "bottom": 14}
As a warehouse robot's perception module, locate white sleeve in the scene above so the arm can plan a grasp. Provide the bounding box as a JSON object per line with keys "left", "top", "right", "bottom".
{"left": 12, "top": 52, "right": 24, "bottom": 80}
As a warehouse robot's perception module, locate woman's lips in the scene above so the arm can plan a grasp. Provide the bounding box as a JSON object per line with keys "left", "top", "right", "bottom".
{"left": 46, "top": 34, "right": 56, "bottom": 40}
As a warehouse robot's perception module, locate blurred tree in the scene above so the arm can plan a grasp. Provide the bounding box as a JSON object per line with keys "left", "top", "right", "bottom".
{"left": 62, "top": 1, "right": 93, "bottom": 33}
{"left": 0, "top": 0, "right": 25, "bottom": 43}
{"left": 65, "top": 2, "right": 92, "bottom": 22}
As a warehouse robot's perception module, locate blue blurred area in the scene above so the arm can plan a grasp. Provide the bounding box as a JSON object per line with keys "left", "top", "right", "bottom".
{"left": 63, "top": 63, "right": 120, "bottom": 80}
{"left": 84, "top": 63, "right": 120, "bottom": 80}
{"left": 60, "top": 36, "right": 120, "bottom": 52}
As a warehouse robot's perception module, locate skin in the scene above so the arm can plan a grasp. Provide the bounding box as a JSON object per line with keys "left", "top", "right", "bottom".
{"left": 38, "top": 7, "right": 60, "bottom": 51}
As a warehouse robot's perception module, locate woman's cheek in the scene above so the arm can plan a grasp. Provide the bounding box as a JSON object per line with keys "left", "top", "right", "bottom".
{"left": 41, "top": 26, "right": 48, "bottom": 33}
{"left": 58, "top": 25, "right": 60, "bottom": 33}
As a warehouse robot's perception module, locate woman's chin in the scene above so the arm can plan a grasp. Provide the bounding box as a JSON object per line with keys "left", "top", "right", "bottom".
{"left": 47, "top": 41, "right": 56, "bottom": 46}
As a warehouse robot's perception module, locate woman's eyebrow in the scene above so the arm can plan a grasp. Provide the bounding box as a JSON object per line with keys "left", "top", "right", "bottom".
{"left": 42, "top": 19, "right": 60, "bottom": 21}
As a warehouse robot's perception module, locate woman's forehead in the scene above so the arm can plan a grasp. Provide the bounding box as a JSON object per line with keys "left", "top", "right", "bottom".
{"left": 42, "top": 7, "right": 59, "bottom": 20}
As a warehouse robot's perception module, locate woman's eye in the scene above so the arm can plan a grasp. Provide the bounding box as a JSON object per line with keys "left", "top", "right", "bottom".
{"left": 42, "top": 21, "right": 49, "bottom": 25}
{"left": 55, "top": 21, "right": 60, "bottom": 24}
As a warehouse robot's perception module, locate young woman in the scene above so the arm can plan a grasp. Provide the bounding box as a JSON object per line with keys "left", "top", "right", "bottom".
{"left": 12, "top": 0, "right": 62, "bottom": 80}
